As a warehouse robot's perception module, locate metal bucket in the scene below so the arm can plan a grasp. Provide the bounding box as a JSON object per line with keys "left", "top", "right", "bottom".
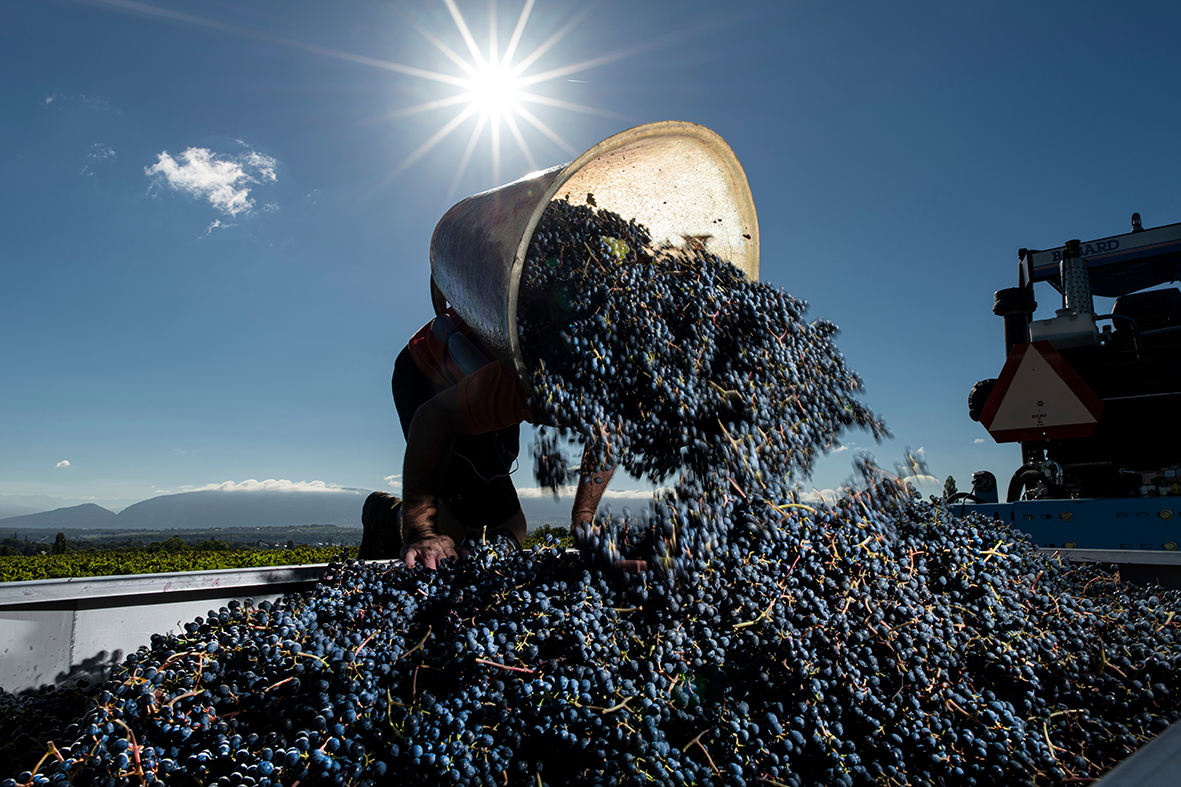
{"left": 428, "top": 120, "right": 760, "bottom": 384}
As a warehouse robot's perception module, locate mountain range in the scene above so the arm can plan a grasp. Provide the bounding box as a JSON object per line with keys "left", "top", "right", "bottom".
{"left": 0, "top": 489, "right": 370, "bottom": 531}
{"left": 0, "top": 487, "right": 652, "bottom": 532}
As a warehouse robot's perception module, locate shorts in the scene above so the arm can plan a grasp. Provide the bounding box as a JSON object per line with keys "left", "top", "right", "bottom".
{"left": 392, "top": 346, "right": 522, "bottom": 530}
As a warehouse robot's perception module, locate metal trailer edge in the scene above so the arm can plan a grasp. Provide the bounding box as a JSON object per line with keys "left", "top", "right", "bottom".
{"left": 0, "top": 563, "right": 357, "bottom": 693}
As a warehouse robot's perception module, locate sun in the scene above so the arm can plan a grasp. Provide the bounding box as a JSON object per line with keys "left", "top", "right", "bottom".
{"left": 466, "top": 61, "right": 525, "bottom": 117}
{"left": 384, "top": 0, "right": 634, "bottom": 193}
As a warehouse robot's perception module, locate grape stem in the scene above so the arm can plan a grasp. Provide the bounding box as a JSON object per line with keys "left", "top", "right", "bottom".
{"left": 1042, "top": 721, "right": 1067, "bottom": 761}
{"left": 474, "top": 659, "right": 535, "bottom": 674}
{"left": 1099, "top": 649, "right": 1129, "bottom": 680}
{"left": 594, "top": 696, "right": 633, "bottom": 714}
{"left": 396, "top": 626, "right": 433, "bottom": 663}
{"left": 157, "top": 650, "right": 202, "bottom": 669}
{"left": 353, "top": 631, "right": 378, "bottom": 661}
{"left": 681, "top": 729, "right": 721, "bottom": 776}
{"left": 22, "top": 741, "right": 63, "bottom": 787}
{"left": 112, "top": 717, "right": 145, "bottom": 781}
{"left": 295, "top": 651, "right": 330, "bottom": 669}
{"left": 1156, "top": 611, "right": 1176, "bottom": 632}
{"left": 264, "top": 676, "right": 296, "bottom": 693}
{"left": 945, "top": 698, "right": 971, "bottom": 717}
{"left": 165, "top": 689, "right": 202, "bottom": 709}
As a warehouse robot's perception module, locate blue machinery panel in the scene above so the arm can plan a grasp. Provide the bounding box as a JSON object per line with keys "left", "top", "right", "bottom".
{"left": 952, "top": 497, "right": 1181, "bottom": 551}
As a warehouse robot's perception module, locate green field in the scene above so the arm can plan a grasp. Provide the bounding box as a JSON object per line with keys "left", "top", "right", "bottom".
{"left": 0, "top": 525, "right": 571, "bottom": 581}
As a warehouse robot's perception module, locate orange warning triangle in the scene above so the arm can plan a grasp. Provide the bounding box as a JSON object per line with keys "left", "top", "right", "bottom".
{"left": 980, "top": 341, "right": 1103, "bottom": 443}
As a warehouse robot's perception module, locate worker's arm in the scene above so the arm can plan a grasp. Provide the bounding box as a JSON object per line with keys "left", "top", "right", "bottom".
{"left": 570, "top": 451, "right": 616, "bottom": 538}
{"left": 571, "top": 452, "right": 650, "bottom": 573}
{"left": 400, "top": 384, "right": 466, "bottom": 569}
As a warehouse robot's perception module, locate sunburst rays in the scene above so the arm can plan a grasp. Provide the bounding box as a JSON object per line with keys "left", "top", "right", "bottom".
{"left": 388, "top": 0, "right": 633, "bottom": 191}
{"left": 82, "top": 0, "right": 637, "bottom": 193}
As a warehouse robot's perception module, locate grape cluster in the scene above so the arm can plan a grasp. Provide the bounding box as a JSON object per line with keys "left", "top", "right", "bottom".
{"left": 6, "top": 200, "right": 1181, "bottom": 787}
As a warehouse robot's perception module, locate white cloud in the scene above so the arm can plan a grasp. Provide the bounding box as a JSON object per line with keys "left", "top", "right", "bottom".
{"left": 611, "top": 487, "right": 673, "bottom": 499}
{"left": 145, "top": 146, "right": 279, "bottom": 217}
{"left": 799, "top": 488, "right": 842, "bottom": 503}
{"left": 384, "top": 475, "right": 403, "bottom": 493}
{"left": 241, "top": 150, "right": 278, "bottom": 182}
{"left": 55, "top": 460, "right": 71, "bottom": 469}
{"left": 183, "top": 479, "right": 352, "bottom": 493}
{"left": 516, "top": 485, "right": 671, "bottom": 500}
{"left": 830, "top": 445, "right": 850, "bottom": 454}
{"left": 973, "top": 438, "right": 987, "bottom": 444}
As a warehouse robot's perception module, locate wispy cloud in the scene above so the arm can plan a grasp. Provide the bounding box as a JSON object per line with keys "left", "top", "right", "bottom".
{"left": 42, "top": 90, "right": 111, "bottom": 110}
{"left": 973, "top": 438, "right": 987, "bottom": 444}
{"left": 384, "top": 475, "right": 403, "bottom": 494}
{"left": 181, "top": 479, "right": 354, "bottom": 493}
{"left": 55, "top": 460, "right": 71, "bottom": 469}
{"left": 81, "top": 143, "right": 116, "bottom": 176}
{"left": 201, "top": 219, "right": 236, "bottom": 238}
{"left": 145, "top": 145, "right": 279, "bottom": 217}
{"left": 88, "top": 143, "right": 116, "bottom": 159}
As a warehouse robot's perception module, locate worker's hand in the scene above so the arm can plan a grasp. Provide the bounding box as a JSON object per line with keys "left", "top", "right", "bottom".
{"left": 614, "top": 559, "right": 649, "bottom": 574}
{"left": 401, "top": 533, "right": 459, "bottom": 570}
{"left": 573, "top": 517, "right": 649, "bottom": 575}
{"left": 570, "top": 513, "right": 596, "bottom": 540}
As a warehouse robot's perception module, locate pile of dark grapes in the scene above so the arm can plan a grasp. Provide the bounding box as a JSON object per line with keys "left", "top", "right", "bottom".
{"left": 5, "top": 512, "right": 1181, "bottom": 786}
{"left": 5, "top": 199, "right": 1181, "bottom": 787}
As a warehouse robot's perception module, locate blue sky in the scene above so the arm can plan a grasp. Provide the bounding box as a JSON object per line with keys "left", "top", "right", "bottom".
{"left": 3, "top": 0, "right": 1180, "bottom": 516}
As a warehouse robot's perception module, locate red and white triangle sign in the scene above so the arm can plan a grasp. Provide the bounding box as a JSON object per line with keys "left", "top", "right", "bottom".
{"left": 980, "top": 341, "right": 1104, "bottom": 443}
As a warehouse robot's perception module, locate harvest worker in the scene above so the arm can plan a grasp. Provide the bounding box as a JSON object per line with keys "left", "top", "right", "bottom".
{"left": 360, "top": 305, "right": 615, "bottom": 569}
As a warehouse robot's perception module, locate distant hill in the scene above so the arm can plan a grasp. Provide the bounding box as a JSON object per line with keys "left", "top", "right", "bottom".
{"left": 0, "top": 496, "right": 51, "bottom": 519}
{"left": 0, "top": 503, "right": 119, "bottom": 530}
{"left": 116, "top": 489, "right": 368, "bottom": 529}
{"left": 0, "top": 490, "right": 368, "bottom": 530}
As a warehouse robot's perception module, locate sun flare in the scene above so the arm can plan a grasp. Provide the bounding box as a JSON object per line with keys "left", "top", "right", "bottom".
{"left": 385, "top": 0, "right": 635, "bottom": 193}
